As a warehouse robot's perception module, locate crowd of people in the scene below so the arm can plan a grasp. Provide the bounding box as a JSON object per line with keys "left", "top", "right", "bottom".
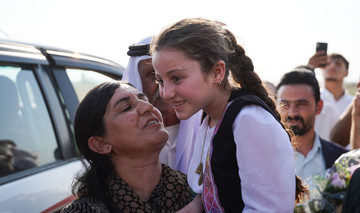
{"left": 61, "top": 17, "right": 359, "bottom": 212}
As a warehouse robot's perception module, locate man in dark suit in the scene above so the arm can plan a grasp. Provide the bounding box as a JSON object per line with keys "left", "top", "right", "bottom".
{"left": 276, "top": 69, "right": 348, "bottom": 179}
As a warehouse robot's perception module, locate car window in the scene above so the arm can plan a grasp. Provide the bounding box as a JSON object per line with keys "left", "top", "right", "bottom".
{"left": 0, "top": 65, "right": 58, "bottom": 178}
{"left": 66, "top": 68, "right": 115, "bottom": 102}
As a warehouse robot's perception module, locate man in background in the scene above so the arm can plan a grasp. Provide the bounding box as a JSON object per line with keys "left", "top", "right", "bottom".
{"left": 276, "top": 70, "right": 348, "bottom": 179}
{"left": 308, "top": 52, "right": 353, "bottom": 114}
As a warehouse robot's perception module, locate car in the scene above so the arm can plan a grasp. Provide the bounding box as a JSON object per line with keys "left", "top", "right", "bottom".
{"left": 0, "top": 38, "right": 124, "bottom": 212}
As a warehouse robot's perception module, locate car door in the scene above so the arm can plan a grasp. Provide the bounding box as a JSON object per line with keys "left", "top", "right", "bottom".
{"left": 0, "top": 40, "right": 123, "bottom": 213}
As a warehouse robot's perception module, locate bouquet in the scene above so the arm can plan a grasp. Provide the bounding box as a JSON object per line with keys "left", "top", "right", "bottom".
{"left": 294, "top": 149, "right": 360, "bottom": 213}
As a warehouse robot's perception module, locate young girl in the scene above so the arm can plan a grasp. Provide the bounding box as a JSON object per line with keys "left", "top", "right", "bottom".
{"left": 151, "top": 18, "right": 306, "bottom": 212}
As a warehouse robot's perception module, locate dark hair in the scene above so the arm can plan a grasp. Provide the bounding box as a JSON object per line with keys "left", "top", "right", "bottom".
{"left": 151, "top": 17, "right": 307, "bottom": 203}
{"left": 151, "top": 18, "right": 279, "bottom": 121}
{"left": 276, "top": 70, "right": 321, "bottom": 103}
{"left": 72, "top": 81, "right": 120, "bottom": 200}
{"left": 329, "top": 53, "right": 349, "bottom": 70}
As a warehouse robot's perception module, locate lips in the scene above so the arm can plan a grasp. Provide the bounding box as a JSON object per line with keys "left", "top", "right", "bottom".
{"left": 144, "top": 117, "right": 160, "bottom": 128}
{"left": 289, "top": 121, "right": 300, "bottom": 126}
{"left": 285, "top": 116, "right": 303, "bottom": 128}
{"left": 174, "top": 102, "right": 184, "bottom": 107}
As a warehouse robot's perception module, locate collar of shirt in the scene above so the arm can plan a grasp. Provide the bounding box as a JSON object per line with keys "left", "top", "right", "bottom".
{"left": 295, "top": 134, "right": 325, "bottom": 179}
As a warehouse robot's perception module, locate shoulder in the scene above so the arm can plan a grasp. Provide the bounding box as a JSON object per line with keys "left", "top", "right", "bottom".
{"left": 353, "top": 167, "right": 360, "bottom": 179}
{"left": 344, "top": 92, "right": 354, "bottom": 102}
{"left": 233, "top": 105, "right": 290, "bottom": 147}
{"left": 229, "top": 92, "right": 278, "bottom": 121}
{"left": 235, "top": 105, "right": 279, "bottom": 128}
{"left": 320, "top": 137, "right": 348, "bottom": 153}
{"left": 321, "top": 101, "right": 339, "bottom": 113}
{"left": 345, "top": 90, "right": 354, "bottom": 98}
{"left": 61, "top": 196, "right": 110, "bottom": 213}
{"left": 162, "top": 164, "right": 192, "bottom": 192}
{"left": 163, "top": 164, "right": 187, "bottom": 183}
{"left": 342, "top": 167, "right": 360, "bottom": 213}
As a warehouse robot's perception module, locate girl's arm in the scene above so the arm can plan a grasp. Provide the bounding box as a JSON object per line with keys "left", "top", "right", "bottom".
{"left": 233, "top": 105, "right": 295, "bottom": 212}
{"left": 176, "top": 194, "right": 202, "bottom": 213}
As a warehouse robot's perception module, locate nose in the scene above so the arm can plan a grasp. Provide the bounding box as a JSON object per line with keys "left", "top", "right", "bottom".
{"left": 159, "top": 83, "right": 175, "bottom": 102}
{"left": 137, "top": 99, "right": 154, "bottom": 115}
{"left": 287, "top": 103, "right": 299, "bottom": 117}
{"left": 326, "top": 61, "right": 336, "bottom": 69}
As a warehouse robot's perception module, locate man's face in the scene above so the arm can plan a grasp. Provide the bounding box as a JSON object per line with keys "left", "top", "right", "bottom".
{"left": 322, "top": 57, "right": 348, "bottom": 82}
{"left": 138, "top": 58, "right": 179, "bottom": 126}
{"left": 277, "top": 84, "right": 322, "bottom": 136}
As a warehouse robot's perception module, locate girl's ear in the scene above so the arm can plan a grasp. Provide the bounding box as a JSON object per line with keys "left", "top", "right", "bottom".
{"left": 88, "top": 136, "right": 112, "bottom": 155}
{"left": 212, "top": 60, "right": 226, "bottom": 84}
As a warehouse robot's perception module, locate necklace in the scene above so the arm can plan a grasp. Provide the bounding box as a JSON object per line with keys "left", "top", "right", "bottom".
{"left": 195, "top": 124, "right": 209, "bottom": 186}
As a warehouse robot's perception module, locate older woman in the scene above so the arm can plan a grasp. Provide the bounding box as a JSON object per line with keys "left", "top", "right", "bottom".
{"left": 61, "top": 81, "right": 201, "bottom": 212}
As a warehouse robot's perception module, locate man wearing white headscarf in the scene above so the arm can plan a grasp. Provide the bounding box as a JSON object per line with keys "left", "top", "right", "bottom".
{"left": 122, "top": 36, "right": 201, "bottom": 173}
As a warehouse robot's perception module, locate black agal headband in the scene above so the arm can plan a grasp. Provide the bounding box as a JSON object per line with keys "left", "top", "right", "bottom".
{"left": 127, "top": 44, "right": 150, "bottom": 56}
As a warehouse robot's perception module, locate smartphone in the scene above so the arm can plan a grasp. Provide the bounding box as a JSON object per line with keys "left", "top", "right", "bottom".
{"left": 316, "top": 42, "right": 328, "bottom": 67}
{"left": 316, "top": 42, "right": 328, "bottom": 55}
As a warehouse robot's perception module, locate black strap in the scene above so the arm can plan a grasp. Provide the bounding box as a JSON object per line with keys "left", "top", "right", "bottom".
{"left": 127, "top": 44, "right": 150, "bottom": 56}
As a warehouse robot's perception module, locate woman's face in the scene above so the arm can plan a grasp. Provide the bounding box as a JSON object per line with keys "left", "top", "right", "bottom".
{"left": 153, "top": 48, "right": 216, "bottom": 120}
{"left": 102, "top": 84, "right": 168, "bottom": 157}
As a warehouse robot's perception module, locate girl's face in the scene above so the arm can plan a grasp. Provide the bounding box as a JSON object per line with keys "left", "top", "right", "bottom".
{"left": 153, "top": 48, "right": 217, "bottom": 120}
{"left": 138, "top": 58, "right": 179, "bottom": 127}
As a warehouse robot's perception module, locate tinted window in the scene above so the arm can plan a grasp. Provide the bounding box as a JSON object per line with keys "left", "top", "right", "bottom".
{"left": 0, "top": 66, "right": 58, "bottom": 178}
{"left": 66, "top": 68, "right": 115, "bottom": 102}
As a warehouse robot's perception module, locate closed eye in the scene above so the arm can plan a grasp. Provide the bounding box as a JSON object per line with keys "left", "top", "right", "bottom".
{"left": 122, "top": 105, "right": 132, "bottom": 112}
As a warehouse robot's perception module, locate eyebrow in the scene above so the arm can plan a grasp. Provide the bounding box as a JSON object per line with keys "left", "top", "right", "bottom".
{"left": 155, "top": 69, "right": 184, "bottom": 78}
{"left": 112, "top": 92, "right": 147, "bottom": 109}
{"left": 137, "top": 93, "right": 146, "bottom": 99}
{"left": 112, "top": 96, "right": 130, "bottom": 110}
{"left": 279, "top": 99, "right": 309, "bottom": 104}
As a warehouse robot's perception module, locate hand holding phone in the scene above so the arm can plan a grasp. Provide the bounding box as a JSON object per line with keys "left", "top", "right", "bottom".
{"left": 316, "top": 42, "right": 328, "bottom": 67}
{"left": 316, "top": 42, "right": 327, "bottom": 54}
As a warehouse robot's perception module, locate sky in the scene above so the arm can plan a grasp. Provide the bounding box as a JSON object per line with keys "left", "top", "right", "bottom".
{"left": 1, "top": 0, "right": 359, "bottom": 86}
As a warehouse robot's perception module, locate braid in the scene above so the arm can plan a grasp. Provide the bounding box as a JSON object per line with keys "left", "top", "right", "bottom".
{"left": 225, "top": 29, "right": 309, "bottom": 203}
{"left": 226, "top": 32, "right": 281, "bottom": 122}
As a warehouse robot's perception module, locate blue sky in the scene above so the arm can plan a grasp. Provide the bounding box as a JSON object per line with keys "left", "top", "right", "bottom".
{"left": 1, "top": 0, "right": 359, "bottom": 85}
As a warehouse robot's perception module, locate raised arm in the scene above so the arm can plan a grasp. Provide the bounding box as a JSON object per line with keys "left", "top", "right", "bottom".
{"left": 350, "top": 87, "right": 360, "bottom": 149}
{"left": 307, "top": 51, "right": 329, "bottom": 69}
{"left": 330, "top": 81, "right": 360, "bottom": 147}
{"left": 329, "top": 103, "right": 352, "bottom": 147}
